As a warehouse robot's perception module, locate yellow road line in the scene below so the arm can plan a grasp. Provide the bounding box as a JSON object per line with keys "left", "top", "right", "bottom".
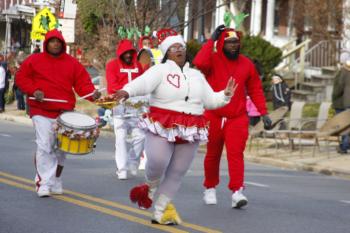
{"left": 0, "top": 171, "right": 222, "bottom": 233}
{"left": 0, "top": 177, "right": 188, "bottom": 233}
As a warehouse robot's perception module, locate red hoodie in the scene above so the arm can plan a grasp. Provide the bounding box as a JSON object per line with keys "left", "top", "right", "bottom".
{"left": 193, "top": 28, "right": 267, "bottom": 118}
{"left": 16, "top": 29, "right": 96, "bottom": 118}
{"left": 106, "top": 39, "right": 144, "bottom": 94}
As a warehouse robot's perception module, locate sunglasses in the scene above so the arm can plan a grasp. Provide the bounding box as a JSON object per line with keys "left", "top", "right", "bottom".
{"left": 168, "top": 46, "right": 186, "bottom": 53}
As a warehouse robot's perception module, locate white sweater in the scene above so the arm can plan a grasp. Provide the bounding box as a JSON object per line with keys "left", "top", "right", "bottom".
{"left": 123, "top": 60, "right": 231, "bottom": 115}
{"left": 0, "top": 66, "right": 6, "bottom": 89}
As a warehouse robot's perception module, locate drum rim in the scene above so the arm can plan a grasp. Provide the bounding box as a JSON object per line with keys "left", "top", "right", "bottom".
{"left": 57, "top": 111, "right": 97, "bottom": 130}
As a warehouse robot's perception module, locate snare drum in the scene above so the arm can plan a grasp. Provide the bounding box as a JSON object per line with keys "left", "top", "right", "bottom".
{"left": 56, "top": 112, "right": 98, "bottom": 155}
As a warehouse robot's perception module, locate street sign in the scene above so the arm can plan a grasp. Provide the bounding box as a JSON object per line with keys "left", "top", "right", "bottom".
{"left": 31, "top": 7, "right": 58, "bottom": 40}
{"left": 58, "top": 18, "right": 75, "bottom": 43}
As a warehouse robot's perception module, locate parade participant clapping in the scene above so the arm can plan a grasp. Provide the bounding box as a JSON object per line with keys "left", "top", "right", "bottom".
{"left": 113, "top": 29, "right": 237, "bottom": 225}
{"left": 193, "top": 25, "right": 271, "bottom": 208}
{"left": 15, "top": 29, "right": 100, "bottom": 197}
{"left": 106, "top": 39, "right": 146, "bottom": 180}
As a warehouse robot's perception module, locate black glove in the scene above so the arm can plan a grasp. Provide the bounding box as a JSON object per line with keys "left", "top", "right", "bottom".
{"left": 211, "top": 25, "right": 225, "bottom": 41}
{"left": 262, "top": 115, "right": 272, "bottom": 130}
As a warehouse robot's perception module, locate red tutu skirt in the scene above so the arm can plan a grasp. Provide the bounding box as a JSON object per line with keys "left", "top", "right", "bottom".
{"left": 139, "top": 107, "right": 209, "bottom": 143}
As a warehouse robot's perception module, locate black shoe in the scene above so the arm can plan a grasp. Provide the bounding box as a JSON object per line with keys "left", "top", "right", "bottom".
{"left": 337, "top": 147, "right": 348, "bottom": 154}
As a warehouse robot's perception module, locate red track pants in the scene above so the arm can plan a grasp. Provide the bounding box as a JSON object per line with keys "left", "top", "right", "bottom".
{"left": 203, "top": 112, "right": 249, "bottom": 192}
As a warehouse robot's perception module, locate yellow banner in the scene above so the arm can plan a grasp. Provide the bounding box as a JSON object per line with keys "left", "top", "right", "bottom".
{"left": 31, "top": 8, "right": 58, "bottom": 40}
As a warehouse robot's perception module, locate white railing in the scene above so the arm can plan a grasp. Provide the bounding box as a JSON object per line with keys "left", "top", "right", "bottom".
{"left": 275, "top": 39, "right": 311, "bottom": 88}
{"left": 296, "top": 40, "right": 342, "bottom": 68}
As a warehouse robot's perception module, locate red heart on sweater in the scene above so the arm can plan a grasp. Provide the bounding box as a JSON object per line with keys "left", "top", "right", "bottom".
{"left": 167, "top": 74, "right": 180, "bottom": 88}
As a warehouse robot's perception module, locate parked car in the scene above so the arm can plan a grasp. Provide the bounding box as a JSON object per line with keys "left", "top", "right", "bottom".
{"left": 85, "top": 65, "right": 102, "bottom": 89}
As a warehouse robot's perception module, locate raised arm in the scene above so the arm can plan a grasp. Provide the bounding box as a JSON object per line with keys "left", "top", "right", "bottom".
{"left": 202, "top": 76, "right": 236, "bottom": 109}
{"left": 193, "top": 25, "right": 225, "bottom": 76}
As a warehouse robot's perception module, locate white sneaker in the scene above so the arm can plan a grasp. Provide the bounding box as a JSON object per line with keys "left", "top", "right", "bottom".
{"left": 51, "top": 178, "right": 63, "bottom": 195}
{"left": 203, "top": 188, "right": 217, "bottom": 205}
{"left": 129, "top": 164, "right": 138, "bottom": 176}
{"left": 37, "top": 186, "right": 50, "bottom": 198}
{"left": 232, "top": 188, "right": 248, "bottom": 209}
{"left": 138, "top": 156, "right": 146, "bottom": 170}
{"left": 116, "top": 170, "right": 128, "bottom": 180}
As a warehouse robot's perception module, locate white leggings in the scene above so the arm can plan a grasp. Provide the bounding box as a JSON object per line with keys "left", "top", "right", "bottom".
{"left": 144, "top": 132, "right": 199, "bottom": 199}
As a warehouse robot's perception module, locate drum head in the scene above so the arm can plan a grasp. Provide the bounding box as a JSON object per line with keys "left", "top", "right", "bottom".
{"left": 58, "top": 112, "right": 96, "bottom": 130}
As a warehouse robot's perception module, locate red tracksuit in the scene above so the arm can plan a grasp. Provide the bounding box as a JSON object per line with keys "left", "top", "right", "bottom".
{"left": 193, "top": 30, "right": 268, "bottom": 192}
{"left": 106, "top": 39, "right": 144, "bottom": 94}
{"left": 16, "top": 29, "right": 95, "bottom": 118}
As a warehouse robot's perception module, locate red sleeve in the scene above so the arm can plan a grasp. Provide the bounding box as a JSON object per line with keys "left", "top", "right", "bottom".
{"left": 15, "top": 57, "right": 39, "bottom": 96}
{"left": 106, "top": 60, "right": 124, "bottom": 94}
{"left": 193, "top": 39, "right": 215, "bottom": 76}
{"left": 246, "top": 62, "right": 268, "bottom": 115}
{"left": 73, "top": 62, "right": 96, "bottom": 102}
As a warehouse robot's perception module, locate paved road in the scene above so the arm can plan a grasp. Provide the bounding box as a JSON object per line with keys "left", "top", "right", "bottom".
{"left": 1, "top": 120, "right": 349, "bottom": 233}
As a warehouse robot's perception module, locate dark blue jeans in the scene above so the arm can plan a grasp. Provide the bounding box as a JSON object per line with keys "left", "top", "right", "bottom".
{"left": 335, "top": 109, "right": 350, "bottom": 152}
{"left": 97, "top": 107, "right": 107, "bottom": 127}
{"left": 15, "top": 89, "right": 25, "bottom": 110}
{"left": 0, "top": 88, "right": 5, "bottom": 111}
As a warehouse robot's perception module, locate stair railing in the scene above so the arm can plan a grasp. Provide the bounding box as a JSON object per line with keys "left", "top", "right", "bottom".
{"left": 275, "top": 39, "right": 312, "bottom": 89}
{"left": 295, "top": 39, "right": 342, "bottom": 68}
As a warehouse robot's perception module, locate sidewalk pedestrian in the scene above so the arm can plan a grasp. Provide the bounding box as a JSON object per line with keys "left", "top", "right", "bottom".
{"left": 332, "top": 58, "right": 350, "bottom": 154}
{"left": 15, "top": 29, "right": 100, "bottom": 197}
{"left": 13, "top": 53, "right": 26, "bottom": 110}
{"left": 0, "top": 61, "right": 6, "bottom": 113}
{"left": 106, "top": 39, "right": 146, "bottom": 180}
{"left": 246, "top": 96, "right": 261, "bottom": 126}
{"left": 114, "top": 28, "right": 237, "bottom": 225}
{"left": 193, "top": 25, "right": 272, "bottom": 209}
{"left": 271, "top": 74, "right": 291, "bottom": 110}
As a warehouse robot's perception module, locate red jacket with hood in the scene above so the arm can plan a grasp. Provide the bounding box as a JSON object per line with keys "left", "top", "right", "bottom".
{"left": 106, "top": 39, "right": 144, "bottom": 94}
{"left": 16, "top": 29, "right": 96, "bottom": 118}
{"left": 193, "top": 29, "right": 267, "bottom": 118}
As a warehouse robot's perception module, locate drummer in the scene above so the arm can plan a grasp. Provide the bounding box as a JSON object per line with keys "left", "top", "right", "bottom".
{"left": 15, "top": 29, "right": 100, "bottom": 197}
{"left": 106, "top": 39, "right": 146, "bottom": 180}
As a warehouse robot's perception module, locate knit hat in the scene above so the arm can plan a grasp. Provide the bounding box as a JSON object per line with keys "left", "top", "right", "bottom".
{"left": 157, "top": 29, "right": 185, "bottom": 55}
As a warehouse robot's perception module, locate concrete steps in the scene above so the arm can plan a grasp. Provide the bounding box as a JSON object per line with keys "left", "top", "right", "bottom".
{"left": 291, "top": 66, "right": 337, "bottom": 102}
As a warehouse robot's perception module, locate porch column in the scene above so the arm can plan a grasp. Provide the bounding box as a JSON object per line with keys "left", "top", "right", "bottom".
{"left": 250, "top": 0, "right": 262, "bottom": 36}
{"left": 215, "top": 0, "right": 225, "bottom": 28}
{"left": 183, "top": 0, "right": 189, "bottom": 41}
{"left": 5, "top": 15, "right": 12, "bottom": 55}
{"left": 343, "top": 0, "right": 350, "bottom": 51}
{"left": 265, "top": 0, "right": 275, "bottom": 41}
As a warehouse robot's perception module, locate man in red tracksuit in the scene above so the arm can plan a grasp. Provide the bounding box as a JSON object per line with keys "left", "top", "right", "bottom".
{"left": 16, "top": 29, "right": 100, "bottom": 197}
{"left": 193, "top": 25, "right": 272, "bottom": 208}
{"left": 106, "top": 39, "right": 145, "bottom": 180}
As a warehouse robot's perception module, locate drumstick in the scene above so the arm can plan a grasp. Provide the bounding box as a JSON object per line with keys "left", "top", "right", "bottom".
{"left": 78, "top": 87, "right": 106, "bottom": 100}
{"left": 29, "top": 97, "right": 68, "bottom": 103}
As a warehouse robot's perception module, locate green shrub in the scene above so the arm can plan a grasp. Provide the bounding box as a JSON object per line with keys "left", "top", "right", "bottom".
{"left": 5, "top": 88, "right": 15, "bottom": 104}
{"left": 240, "top": 35, "right": 283, "bottom": 92}
{"left": 186, "top": 39, "right": 202, "bottom": 65}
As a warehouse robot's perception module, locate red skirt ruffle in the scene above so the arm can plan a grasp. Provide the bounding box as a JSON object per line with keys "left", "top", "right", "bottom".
{"left": 139, "top": 107, "right": 209, "bottom": 142}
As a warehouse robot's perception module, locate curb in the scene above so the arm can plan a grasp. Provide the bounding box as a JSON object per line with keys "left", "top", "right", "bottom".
{"left": 245, "top": 155, "right": 350, "bottom": 178}
{"left": 0, "top": 113, "right": 32, "bottom": 126}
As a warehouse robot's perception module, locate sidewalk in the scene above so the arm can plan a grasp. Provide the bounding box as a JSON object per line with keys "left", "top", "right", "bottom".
{"left": 1, "top": 103, "right": 350, "bottom": 179}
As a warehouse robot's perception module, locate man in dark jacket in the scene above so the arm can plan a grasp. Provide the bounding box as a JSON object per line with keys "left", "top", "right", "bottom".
{"left": 332, "top": 61, "right": 350, "bottom": 154}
